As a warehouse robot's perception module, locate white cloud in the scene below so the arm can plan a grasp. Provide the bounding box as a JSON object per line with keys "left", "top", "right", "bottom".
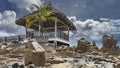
{"left": 0, "top": 31, "right": 15, "bottom": 37}
{"left": 68, "top": 16, "right": 120, "bottom": 41}
{"left": 8, "top": 0, "right": 42, "bottom": 12}
{"left": 0, "top": 10, "right": 25, "bottom": 37}
{"left": 100, "top": 18, "right": 110, "bottom": 21}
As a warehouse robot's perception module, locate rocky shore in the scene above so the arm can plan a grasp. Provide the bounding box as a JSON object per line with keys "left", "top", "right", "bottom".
{"left": 0, "top": 34, "right": 119, "bottom": 68}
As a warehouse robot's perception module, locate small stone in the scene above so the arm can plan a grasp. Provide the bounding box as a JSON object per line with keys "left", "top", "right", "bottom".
{"left": 117, "top": 63, "right": 120, "bottom": 68}
{"left": 27, "top": 64, "right": 35, "bottom": 68}
{"left": 12, "top": 63, "right": 19, "bottom": 68}
{"left": 80, "top": 64, "right": 87, "bottom": 68}
{"left": 47, "top": 58, "right": 65, "bottom": 64}
{"left": 19, "top": 64, "right": 25, "bottom": 68}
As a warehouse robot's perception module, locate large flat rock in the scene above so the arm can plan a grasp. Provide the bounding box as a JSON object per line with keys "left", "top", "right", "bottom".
{"left": 24, "top": 41, "right": 46, "bottom": 67}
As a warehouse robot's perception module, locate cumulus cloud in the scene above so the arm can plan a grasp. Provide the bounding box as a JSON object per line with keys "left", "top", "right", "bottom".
{"left": 8, "top": 0, "right": 42, "bottom": 12}
{"left": 68, "top": 16, "right": 120, "bottom": 41}
{"left": 0, "top": 0, "right": 43, "bottom": 37}
{"left": 0, "top": 10, "right": 25, "bottom": 37}
{"left": 100, "top": 18, "right": 110, "bottom": 21}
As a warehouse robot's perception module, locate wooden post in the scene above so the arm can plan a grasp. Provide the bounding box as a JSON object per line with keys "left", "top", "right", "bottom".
{"left": 39, "top": 25, "right": 41, "bottom": 37}
{"left": 67, "top": 27, "right": 69, "bottom": 47}
{"left": 25, "top": 22, "right": 27, "bottom": 39}
{"left": 54, "top": 22, "right": 57, "bottom": 37}
{"left": 4, "top": 37, "right": 7, "bottom": 42}
{"left": 37, "top": 31, "right": 39, "bottom": 37}
{"left": 54, "top": 22, "right": 57, "bottom": 47}
{"left": 68, "top": 27, "right": 69, "bottom": 41}
{"left": 18, "top": 35, "right": 20, "bottom": 41}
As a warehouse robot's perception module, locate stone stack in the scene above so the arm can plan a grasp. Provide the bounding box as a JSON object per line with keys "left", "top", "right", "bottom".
{"left": 75, "top": 38, "right": 90, "bottom": 53}
{"left": 75, "top": 38, "right": 99, "bottom": 54}
{"left": 102, "top": 34, "right": 118, "bottom": 49}
{"left": 101, "top": 34, "right": 120, "bottom": 55}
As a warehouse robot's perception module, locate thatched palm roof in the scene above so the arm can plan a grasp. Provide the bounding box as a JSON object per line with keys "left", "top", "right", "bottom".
{"left": 15, "top": 3, "right": 76, "bottom": 31}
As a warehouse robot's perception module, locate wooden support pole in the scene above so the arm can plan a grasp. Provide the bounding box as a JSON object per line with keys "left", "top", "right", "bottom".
{"left": 54, "top": 22, "right": 57, "bottom": 37}
{"left": 54, "top": 22, "right": 57, "bottom": 47}
{"left": 68, "top": 27, "right": 69, "bottom": 41}
{"left": 18, "top": 35, "right": 20, "bottom": 41}
{"left": 38, "top": 25, "right": 41, "bottom": 36}
{"left": 25, "top": 22, "right": 27, "bottom": 39}
{"left": 4, "top": 37, "right": 6, "bottom": 42}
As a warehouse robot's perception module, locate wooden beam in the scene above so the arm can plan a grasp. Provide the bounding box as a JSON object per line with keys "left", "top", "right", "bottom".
{"left": 58, "top": 21, "right": 69, "bottom": 30}
{"left": 32, "top": 22, "right": 70, "bottom": 31}
{"left": 43, "top": 26, "right": 66, "bottom": 30}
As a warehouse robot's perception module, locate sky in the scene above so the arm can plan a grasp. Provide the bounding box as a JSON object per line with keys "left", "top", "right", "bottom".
{"left": 0, "top": 0, "right": 120, "bottom": 47}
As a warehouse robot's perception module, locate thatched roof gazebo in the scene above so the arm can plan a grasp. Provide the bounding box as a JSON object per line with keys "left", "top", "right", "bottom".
{"left": 15, "top": 3, "right": 76, "bottom": 46}
{"left": 16, "top": 3, "right": 76, "bottom": 31}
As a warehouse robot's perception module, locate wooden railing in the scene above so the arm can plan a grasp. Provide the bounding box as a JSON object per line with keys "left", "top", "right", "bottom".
{"left": 0, "top": 31, "right": 69, "bottom": 42}
{"left": 28, "top": 31, "right": 69, "bottom": 41}
{"left": 0, "top": 35, "right": 25, "bottom": 42}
